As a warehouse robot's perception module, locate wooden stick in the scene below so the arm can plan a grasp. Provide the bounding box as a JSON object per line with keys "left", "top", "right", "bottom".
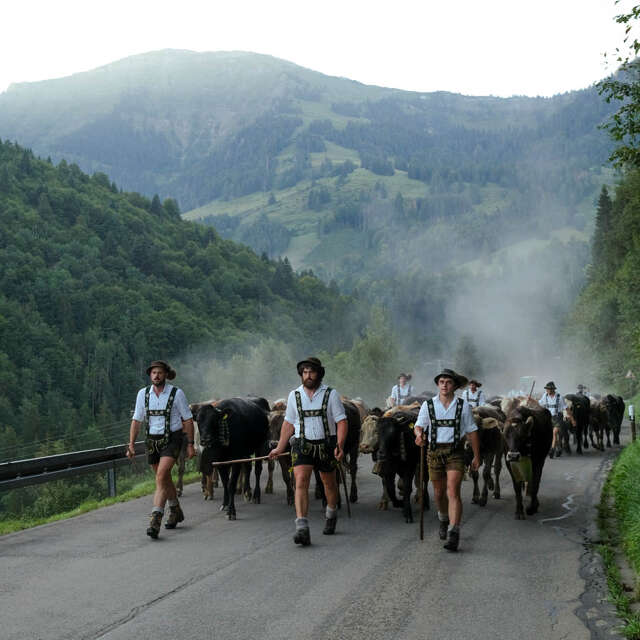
{"left": 419, "top": 443, "right": 425, "bottom": 541}
{"left": 209, "top": 452, "right": 291, "bottom": 467}
{"left": 527, "top": 380, "right": 536, "bottom": 401}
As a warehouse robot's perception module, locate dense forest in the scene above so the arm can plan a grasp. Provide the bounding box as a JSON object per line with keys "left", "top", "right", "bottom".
{"left": 0, "top": 139, "right": 366, "bottom": 464}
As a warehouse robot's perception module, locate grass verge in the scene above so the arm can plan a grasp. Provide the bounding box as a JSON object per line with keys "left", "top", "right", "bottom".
{"left": 598, "top": 440, "right": 640, "bottom": 638}
{"left": 0, "top": 471, "right": 202, "bottom": 537}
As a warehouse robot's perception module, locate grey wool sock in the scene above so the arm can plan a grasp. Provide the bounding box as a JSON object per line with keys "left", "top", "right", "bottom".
{"left": 295, "top": 517, "right": 309, "bottom": 530}
{"left": 448, "top": 524, "right": 460, "bottom": 533}
{"left": 438, "top": 511, "right": 449, "bottom": 522}
{"left": 326, "top": 506, "right": 337, "bottom": 519}
{"left": 152, "top": 506, "right": 164, "bottom": 515}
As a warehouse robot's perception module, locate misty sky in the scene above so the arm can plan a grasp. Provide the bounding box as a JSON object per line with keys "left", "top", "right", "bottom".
{"left": 2, "top": 0, "right": 638, "bottom": 98}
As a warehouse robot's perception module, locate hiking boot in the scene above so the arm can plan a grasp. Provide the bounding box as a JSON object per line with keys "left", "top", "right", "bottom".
{"left": 165, "top": 503, "right": 185, "bottom": 529}
{"left": 323, "top": 517, "right": 337, "bottom": 535}
{"left": 443, "top": 529, "right": 459, "bottom": 552}
{"left": 293, "top": 527, "right": 311, "bottom": 546}
{"left": 147, "top": 512, "right": 162, "bottom": 539}
{"left": 555, "top": 447, "right": 562, "bottom": 458}
{"left": 439, "top": 520, "right": 449, "bottom": 540}
{"left": 549, "top": 448, "right": 555, "bottom": 459}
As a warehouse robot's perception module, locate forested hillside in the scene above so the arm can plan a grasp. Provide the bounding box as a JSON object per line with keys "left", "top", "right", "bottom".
{"left": 0, "top": 139, "right": 364, "bottom": 462}
{"left": 569, "top": 175, "right": 640, "bottom": 396}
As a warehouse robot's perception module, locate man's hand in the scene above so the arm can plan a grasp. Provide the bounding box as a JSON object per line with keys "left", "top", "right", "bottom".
{"left": 125, "top": 443, "right": 135, "bottom": 459}
{"left": 470, "top": 455, "right": 481, "bottom": 472}
{"left": 415, "top": 429, "right": 425, "bottom": 447}
{"left": 335, "top": 444, "right": 344, "bottom": 462}
{"left": 186, "top": 443, "right": 196, "bottom": 459}
{"left": 269, "top": 445, "right": 283, "bottom": 460}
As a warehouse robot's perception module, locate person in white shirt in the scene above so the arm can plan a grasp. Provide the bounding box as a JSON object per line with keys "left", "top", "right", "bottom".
{"left": 127, "top": 360, "right": 195, "bottom": 539}
{"left": 539, "top": 381, "right": 567, "bottom": 459}
{"left": 414, "top": 368, "right": 480, "bottom": 552}
{"left": 390, "top": 373, "right": 414, "bottom": 406}
{"left": 269, "top": 357, "right": 347, "bottom": 546}
{"left": 462, "top": 379, "right": 486, "bottom": 407}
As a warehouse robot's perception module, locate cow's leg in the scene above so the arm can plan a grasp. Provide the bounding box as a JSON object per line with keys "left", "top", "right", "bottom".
{"left": 175, "top": 443, "right": 186, "bottom": 497}
{"left": 212, "top": 467, "right": 219, "bottom": 488}
{"left": 605, "top": 424, "right": 612, "bottom": 448}
{"left": 265, "top": 459, "right": 274, "bottom": 494}
{"left": 348, "top": 448, "right": 358, "bottom": 503}
{"left": 471, "top": 469, "right": 480, "bottom": 504}
{"left": 493, "top": 451, "right": 502, "bottom": 499}
{"left": 378, "top": 478, "right": 390, "bottom": 510}
{"left": 526, "top": 463, "right": 544, "bottom": 515}
{"left": 479, "top": 457, "right": 492, "bottom": 506}
{"left": 508, "top": 464, "right": 525, "bottom": 519}
{"left": 384, "top": 471, "right": 402, "bottom": 508}
{"left": 561, "top": 421, "right": 571, "bottom": 454}
{"left": 253, "top": 459, "right": 262, "bottom": 504}
{"left": 278, "top": 457, "right": 294, "bottom": 505}
{"left": 575, "top": 426, "right": 583, "bottom": 454}
{"left": 243, "top": 462, "right": 253, "bottom": 502}
{"left": 403, "top": 469, "right": 414, "bottom": 523}
{"left": 226, "top": 464, "right": 242, "bottom": 520}
{"left": 218, "top": 465, "right": 231, "bottom": 511}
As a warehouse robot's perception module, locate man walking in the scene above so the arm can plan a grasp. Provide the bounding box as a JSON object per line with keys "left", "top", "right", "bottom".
{"left": 390, "top": 373, "right": 414, "bottom": 407}
{"left": 540, "top": 381, "right": 566, "bottom": 458}
{"left": 269, "top": 357, "right": 347, "bottom": 546}
{"left": 126, "top": 360, "right": 195, "bottom": 539}
{"left": 462, "top": 379, "right": 485, "bottom": 407}
{"left": 414, "top": 369, "right": 480, "bottom": 552}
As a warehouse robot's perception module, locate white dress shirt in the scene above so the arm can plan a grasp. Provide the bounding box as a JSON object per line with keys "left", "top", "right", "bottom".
{"left": 415, "top": 395, "right": 477, "bottom": 443}
{"left": 284, "top": 384, "right": 347, "bottom": 439}
{"left": 133, "top": 383, "right": 192, "bottom": 434}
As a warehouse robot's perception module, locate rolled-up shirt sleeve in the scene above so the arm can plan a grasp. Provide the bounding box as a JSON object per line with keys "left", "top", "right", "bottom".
{"left": 132, "top": 389, "right": 146, "bottom": 422}
{"left": 284, "top": 391, "right": 298, "bottom": 424}
{"left": 329, "top": 390, "right": 347, "bottom": 423}
{"left": 461, "top": 402, "right": 478, "bottom": 436}
{"left": 175, "top": 389, "right": 193, "bottom": 421}
{"left": 415, "top": 401, "right": 431, "bottom": 430}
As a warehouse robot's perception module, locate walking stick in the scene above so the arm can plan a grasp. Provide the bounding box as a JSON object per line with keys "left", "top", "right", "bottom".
{"left": 419, "top": 443, "right": 425, "bottom": 541}
{"left": 209, "top": 452, "right": 291, "bottom": 467}
{"left": 338, "top": 462, "right": 352, "bottom": 518}
{"left": 527, "top": 380, "right": 536, "bottom": 401}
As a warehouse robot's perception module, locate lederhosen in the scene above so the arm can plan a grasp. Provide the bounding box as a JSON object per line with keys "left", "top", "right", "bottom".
{"left": 463, "top": 390, "right": 482, "bottom": 407}
{"left": 396, "top": 384, "right": 413, "bottom": 405}
{"left": 544, "top": 394, "right": 562, "bottom": 427}
{"left": 145, "top": 386, "right": 181, "bottom": 458}
{"left": 426, "top": 398, "right": 466, "bottom": 472}
{"left": 291, "top": 387, "right": 337, "bottom": 471}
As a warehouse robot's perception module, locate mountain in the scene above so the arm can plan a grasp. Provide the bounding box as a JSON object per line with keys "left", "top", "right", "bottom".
{"left": 0, "top": 139, "right": 363, "bottom": 461}
{"left": 0, "top": 50, "right": 616, "bottom": 371}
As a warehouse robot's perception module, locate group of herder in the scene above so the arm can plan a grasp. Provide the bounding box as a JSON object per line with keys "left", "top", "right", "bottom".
{"left": 126, "top": 358, "right": 482, "bottom": 552}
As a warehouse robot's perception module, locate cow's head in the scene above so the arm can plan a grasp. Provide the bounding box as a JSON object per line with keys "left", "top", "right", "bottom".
{"left": 359, "top": 415, "right": 380, "bottom": 454}
{"left": 503, "top": 408, "right": 534, "bottom": 462}
{"left": 196, "top": 404, "right": 230, "bottom": 448}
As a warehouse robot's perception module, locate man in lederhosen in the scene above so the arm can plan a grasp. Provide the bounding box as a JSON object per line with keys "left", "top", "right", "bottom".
{"left": 126, "top": 360, "right": 195, "bottom": 539}
{"left": 414, "top": 369, "right": 480, "bottom": 552}
{"left": 462, "top": 379, "right": 485, "bottom": 407}
{"left": 540, "top": 381, "right": 566, "bottom": 458}
{"left": 269, "top": 357, "right": 347, "bottom": 546}
{"left": 390, "top": 373, "right": 414, "bottom": 407}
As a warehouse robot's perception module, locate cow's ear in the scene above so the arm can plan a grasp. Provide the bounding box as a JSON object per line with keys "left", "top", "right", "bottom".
{"left": 524, "top": 416, "right": 534, "bottom": 432}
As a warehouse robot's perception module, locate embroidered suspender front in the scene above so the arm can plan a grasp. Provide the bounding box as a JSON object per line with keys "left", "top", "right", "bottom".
{"left": 426, "top": 398, "right": 463, "bottom": 449}
{"left": 295, "top": 387, "right": 333, "bottom": 458}
{"left": 144, "top": 386, "right": 178, "bottom": 451}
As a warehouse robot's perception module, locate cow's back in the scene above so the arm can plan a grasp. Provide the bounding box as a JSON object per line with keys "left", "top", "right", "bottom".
{"left": 218, "top": 397, "right": 269, "bottom": 456}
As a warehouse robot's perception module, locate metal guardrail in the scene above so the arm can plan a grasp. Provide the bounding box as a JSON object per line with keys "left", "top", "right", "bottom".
{"left": 0, "top": 442, "right": 147, "bottom": 495}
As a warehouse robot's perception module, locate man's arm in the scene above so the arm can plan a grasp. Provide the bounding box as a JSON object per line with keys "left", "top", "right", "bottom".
{"left": 468, "top": 430, "right": 481, "bottom": 471}
{"left": 269, "top": 420, "right": 295, "bottom": 459}
{"left": 126, "top": 419, "right": 141, "bottom": 458}
{"left": 335, "top": 418, "right": 348, "bottom": 461}
{"left": 182, "top": 417, "right": 196, "bottom": 459}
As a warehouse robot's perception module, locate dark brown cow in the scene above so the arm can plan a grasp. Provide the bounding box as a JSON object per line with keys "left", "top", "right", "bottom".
{"left": 469, "top": 410, "right": 504, "bottom": 506}
{"left": 265, "top": 408, "right": 294, "bottom": 505}
{"left": 503, "top": 406, "right": 553, "bottom": 520}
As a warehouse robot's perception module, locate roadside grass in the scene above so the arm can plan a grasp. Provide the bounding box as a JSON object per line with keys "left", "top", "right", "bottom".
{"left": 0, "top": 470, "right": 201, "bottom": 537}
{"left": 598, "top": 439, "right": 640, "bottom": 638}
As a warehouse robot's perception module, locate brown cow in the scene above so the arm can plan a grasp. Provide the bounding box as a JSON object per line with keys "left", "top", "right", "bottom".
{"left": 469, "top": 409, "right": 505, "bottom": 506}
{"left": 265, "top": 408, "right": 294, "bottom": 505}
{"left": 503, "top": 406, "right": 553, "bottom": 520}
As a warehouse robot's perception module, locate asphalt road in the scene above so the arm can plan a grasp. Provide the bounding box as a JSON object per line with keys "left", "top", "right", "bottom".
{"left": 0, "top": 429, "right": 628, "bottom": 640}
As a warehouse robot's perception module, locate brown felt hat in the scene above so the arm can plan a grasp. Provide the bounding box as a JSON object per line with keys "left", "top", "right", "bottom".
{"left": 146, "top": 360, "right": 176, "bottom": 380}
{"left": 544, "top": 381, "right": 556, "bottom": 390}
{"left": 296, "top": 356, "right": 325, "bottom": 378}
{"left": 433, "top": 368, "right": 468, "bottom": 390}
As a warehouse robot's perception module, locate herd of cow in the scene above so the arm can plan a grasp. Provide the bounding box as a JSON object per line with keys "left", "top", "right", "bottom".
{"left": 173, "top": 390, "right": 625, "bottom": 523}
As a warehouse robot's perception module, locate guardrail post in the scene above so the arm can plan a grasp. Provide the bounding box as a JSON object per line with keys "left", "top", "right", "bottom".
{"left": 107, "top": 463, "right": 117, "bottom": 497}
{"left": 632, "top": 416, "right": 636, "bottom": 443}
